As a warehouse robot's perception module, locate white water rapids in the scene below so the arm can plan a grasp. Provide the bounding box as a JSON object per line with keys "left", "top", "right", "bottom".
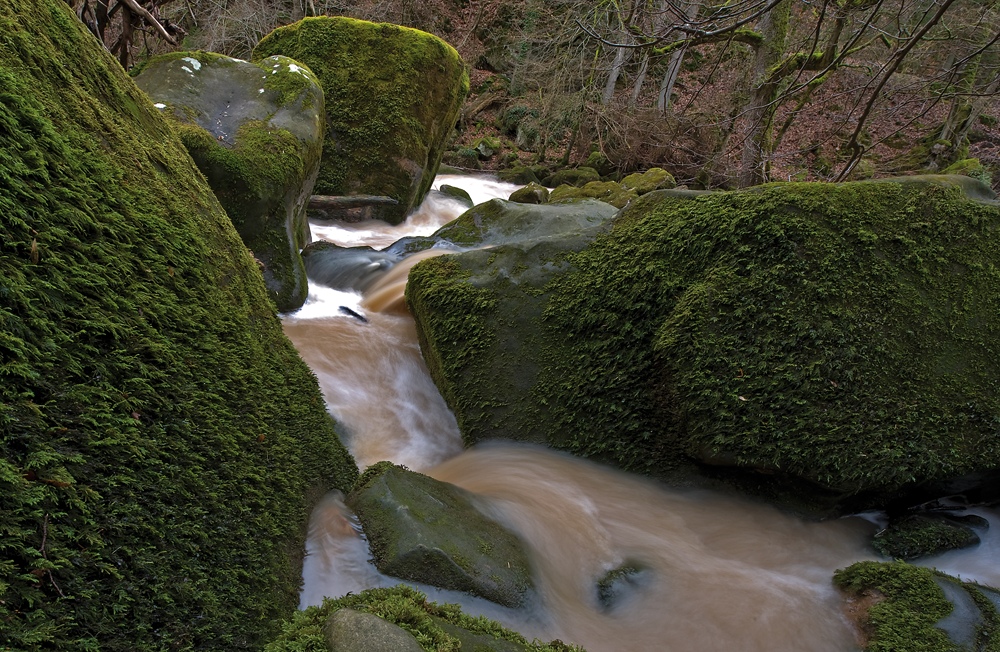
{"left": 281, "top": 175, "right": 1000, "bottom": 651}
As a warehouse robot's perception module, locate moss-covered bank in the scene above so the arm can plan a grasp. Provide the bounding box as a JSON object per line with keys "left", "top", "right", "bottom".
{"left": 0, "top": 2, "right": 357, "bottom": 649}
{"left": 407, "top": 179, "right": 1000, "bottom": 513}
{"left": 252, "top": 16, "right": 469, "bottom": 225}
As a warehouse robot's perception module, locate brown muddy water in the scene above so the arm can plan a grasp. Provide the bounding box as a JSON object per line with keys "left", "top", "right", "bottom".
{"left": 282, "top": 175, "right": 1000, "bottom": 652}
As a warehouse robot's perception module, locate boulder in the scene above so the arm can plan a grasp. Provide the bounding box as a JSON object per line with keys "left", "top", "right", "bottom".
{"left": 253, "top": 17, "right": 469, "bottom": 225}
{"left": 324, "top": 608, "right": 423, "bottom": 652}
{"left": 0, "top": 2, "right": 358, "bottom": 649}
{"left": 621, "top": 167, "right": 676, "bottom": 194}
{"left": 346, "top": 462, "right": 534, "bottom": 608}
{"left": 431, "top": 198, "right": 618, "bottom": 248}
{"left": 544, "top": 166, "right": 601, "bottom": 188}
{"left": 134, "top": 51, "right": 324, "bottom": 312}
{"left": 509, "top": 182, "right": 550, "bottom": 204}
{"left": 438, "top": 184, "right": 475, "bottom": 208}
{"left": 549, "top": 181, "right": 638, "bottom": 208}
{"left": 407, "top": 180, "right": 1000, "bottom": 515}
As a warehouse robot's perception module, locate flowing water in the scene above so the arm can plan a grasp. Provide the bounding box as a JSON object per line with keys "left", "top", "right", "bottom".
{"left": 282, "top": 175, "right": 999, "bottom": 651}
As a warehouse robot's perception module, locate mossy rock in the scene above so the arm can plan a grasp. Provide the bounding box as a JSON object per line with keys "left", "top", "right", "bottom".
{"left": 873, "top": 514, "right": 982, "bottom": 560}
{"left": 509, "top": 182, "right": 550, "bottom": 204}
{"left": 544, "top": 167, "right": 601, "bottom": 188}
{"left": 0, "top": 2, "right": 358, "bottom": 649}
{"left": 596, "top": 562, "right": 650, "bottom": 611}
{"left": 407, "top": 179, "right": 1000, "bottom": 515}
{"left": 264, "top": 586, "right": 584, "bottom": 652}
{"left": 323, "top": 608, "right": 424, "bottom": 651}
{"left": 253, "top": 16, "right": 469, "bottom": 225}
{"left": 497, "top": 166, "right": 542, "bottom": 185}
{"left": 549, "top": 181, "right": 638, "bottom": 209}
{"left": 345, "top": 463, "right": 534, "bottom": 608}
{"left": 621, "top": 167, "right": 676, "bottom": 194}
{"left": 438, "top": 184, "right": 474, "bottom": 207}
{"left": 431, "top": 198, "right": 618, "bottom": 248}
{"left": 834, "top": 561, "right": 1000, "bottom": 652}
{"left": 134, "top": 52, "right": 324, "bottom": 312}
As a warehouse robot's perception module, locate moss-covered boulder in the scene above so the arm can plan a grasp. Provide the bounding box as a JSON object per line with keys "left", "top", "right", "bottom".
{"left": 346, "top": 463, "right": 534, "bottom": 608}
{"left": 873, "top": 514, "right": 983, "bottom": 560}
{"left": 621, "top": 167, "right": 676, "bottom": 194}
{"left": 834, "top": 561, "right": 1000, "bottom": 651}
{"left": 323, "top": 608, "right": 424, "bottom": 651}
{"left": 0, "top": 2, "right": 358, "bottom": 649}
{"left": 431, "top": 198, "right": 618, "bottom": 248}
{"left": 252, "top": 17, "right": 469, "bottom": 225}
{"left": 264, "top": 586, "right": 584, "bottom": 651}
{"left": 544, "top": 167, "right": 601, "bottom": 188}
{"left": 407, "top": 179, "right": 1000, "bottom": 514}
{"left": 549, "top": 181, "right": 638, "bottom": 209}
{"left": 509, "top": 182, "right": 550, "bottom": 204}
{"left": 134, "top": 51, "right": 324, "bottom": 312}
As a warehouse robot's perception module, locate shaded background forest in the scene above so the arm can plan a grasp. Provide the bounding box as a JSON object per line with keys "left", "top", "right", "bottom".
{"left": 69, "top": 0, "right": 1000, "bottom": 190}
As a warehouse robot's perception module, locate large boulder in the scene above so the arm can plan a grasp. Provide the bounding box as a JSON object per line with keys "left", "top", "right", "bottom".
{"left": 0, "top": 2, "right": 358, "bottom": 649}
{"left": 407, "top": 178, "right": 1000, "bottom": 515}
{"left": 252, "top": 17, "right": 469, "bottom": 225}
{"left": 346, "top": 462, "right": 534, "bottom": 608}
{"left": 133, "top": 51, "right": 324, "bottom": 312}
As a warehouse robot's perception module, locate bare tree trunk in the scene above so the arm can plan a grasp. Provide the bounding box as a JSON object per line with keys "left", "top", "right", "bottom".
{"left": 657, "top": 1, "right": 699, "bottom": 113}
{"left": 630, "top": 53, "right": 650, "bottom": 108}
{"left": 737, "top": 0, "right": 791, "bottom": 188}
{"left": 602, "top": 41, "right": 631, "bottom": 104}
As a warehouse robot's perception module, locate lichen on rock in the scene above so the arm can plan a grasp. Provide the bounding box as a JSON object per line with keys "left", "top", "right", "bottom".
{"left": 252, "top": 16, "right": 470, "bottom": 225}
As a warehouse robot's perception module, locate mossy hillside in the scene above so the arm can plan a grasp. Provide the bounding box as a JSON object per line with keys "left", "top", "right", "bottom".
{"left": 834, "top": 561, "right": 1000, "bottom": 652}
{"left": 407, "top": 180, "right": 1000, "bottom": 512}
{"left": 134, "top": 52, "right": 326, "bottom": 312}
{"left": 265, "top": 585, "right": 585, "bottom": 652}
{"left": 0, "top": 2, "right": 357, "bottom": 650}
{"left": 252, "top": 16, "right": 470, "bottom": 224}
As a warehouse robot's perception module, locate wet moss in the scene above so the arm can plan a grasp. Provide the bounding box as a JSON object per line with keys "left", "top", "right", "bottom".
{"left": 873, "top": 515, "right": 981, "bottom": 560}
{"left": 0, "top": 1, "right": 357, "bottom": 649}
{"left": 264, "top": 585, "right": 584, "bottom": 651}
{"left": 252, "top": 16, "right": 469, "bottom": 224}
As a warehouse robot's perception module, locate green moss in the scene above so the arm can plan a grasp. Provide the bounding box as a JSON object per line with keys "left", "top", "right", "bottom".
{"left": 407, "top": 180, "right": 1000, "bottom": 511}
{"left": 264, "top": 586, "right": 584, "bottom": 652}
{"left": 0, "top": 2, "right": 357, "bottom": 649}
{"left": 873, "top": 515, "right": 981, "bottom": 560}
{"left": 832, "top": 561, "right": 1000, "bottom": 652}
{"left": 252, "top": 16, "right": 469, "bottom": 224}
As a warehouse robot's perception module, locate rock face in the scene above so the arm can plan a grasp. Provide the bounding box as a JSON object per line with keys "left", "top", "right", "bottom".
{"left": 134, "top": 51, "right": 324, "bottom": 312}
{"left": 0, "top": 2, "right": 358, "bottom": 649}
{"left": 432, "top": 198, "right": 619, "bottom": 247}
{"left": 346, "top": 463, "right": 534, "bottom": 608}
{"left": 253, "top": 16, "right": 469, "bottom": 225}
{"left": 407, "top": 178, "right": 1000, "bottom": 514}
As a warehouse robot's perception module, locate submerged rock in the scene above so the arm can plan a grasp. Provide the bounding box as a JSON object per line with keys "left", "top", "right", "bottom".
{"left": 407, "top": 179, "right": 1000, "bottom": 514}
{"left": 0, "top": 2, "right": 357, "bottom": 648}
{"left": 134, "top": 51, "right": 324, "bottom": 312}
{"left": 301, "top": 241, "right": 398, "bottom": 293}
{"left": 253, "top": 16, "right": 469, "bottom": 225}
{"left": 346, "top": 462, "right": 534, "bottom": 608}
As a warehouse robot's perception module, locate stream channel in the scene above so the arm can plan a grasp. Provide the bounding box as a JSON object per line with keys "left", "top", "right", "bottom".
{"left": 281, "top": 175, "right": 1000, "bottom": 652}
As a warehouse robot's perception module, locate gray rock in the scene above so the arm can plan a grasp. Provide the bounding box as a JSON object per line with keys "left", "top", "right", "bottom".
{"left": 301, "top": 242, "right": 398, "bottom": 293}
{"left": 346, "top": 463, "right": 534, "bottom": 608}
{"left": 325, "top": 608, "right": 423, "bottom": 652}
{"left": 135, "top": 52, "right": 324, "bottom": 312}
{"left": 438, "top": 184, "right": 474, "bottom": 208}
{"left": 933, "top": 579, "right": 983, "bottom": 650}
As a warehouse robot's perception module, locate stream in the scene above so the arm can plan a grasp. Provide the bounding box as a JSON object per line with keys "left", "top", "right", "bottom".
{"left": 281, "top": 175, "right": 1000, "bottom": 652}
